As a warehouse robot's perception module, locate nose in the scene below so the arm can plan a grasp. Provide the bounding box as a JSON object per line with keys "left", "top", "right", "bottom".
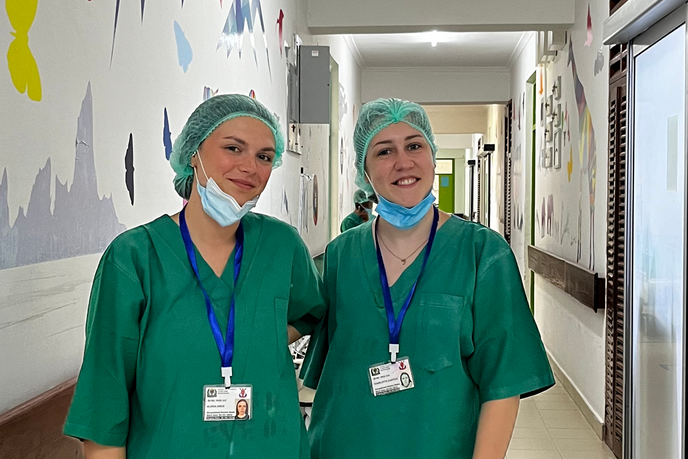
{"left": 237, "top": 153, "right": 257, "bottom": 174}
{"left": 394, "top": 148, "right": 415, "bottom": 170}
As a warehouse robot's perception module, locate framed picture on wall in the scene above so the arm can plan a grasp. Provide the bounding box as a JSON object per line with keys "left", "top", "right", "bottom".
{"left": 553, "top": 130, "right": 562, "bottom": 169}
{"left": 554, "top": 76, "right": 562, "bottom": 100}
{"left": 554, "top": 104, "right": 562, "bottom": 127}
{"left": 546, "top": 94, "right": 554, "bottom": 115}
{"left": 540, "top": 97, "right": 546, "bottom": 126}
{"left": 545, "top": 146, "right": 553, "bottom": 168}
{"left": 546, "top": 121, "right": 553, "bottom": 142}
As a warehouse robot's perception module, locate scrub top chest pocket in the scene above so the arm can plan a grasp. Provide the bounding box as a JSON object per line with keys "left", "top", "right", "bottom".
{"left": 415, "top": 293, "right": 464, "bottom": 373}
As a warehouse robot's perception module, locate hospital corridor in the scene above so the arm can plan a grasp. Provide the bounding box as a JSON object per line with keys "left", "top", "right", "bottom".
{"left": 0, "top": 0, "right": 686, "bottom": 457}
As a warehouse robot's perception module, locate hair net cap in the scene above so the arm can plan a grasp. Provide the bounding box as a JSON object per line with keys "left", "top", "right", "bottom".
{"left": 353, "top": 98, "right": 437, "bottom": 195}
{"left": 170, "top": 94, "right": 285, "bottom": 199}
{"left": 353, "top": 189, "right": 371, "bottom": 205}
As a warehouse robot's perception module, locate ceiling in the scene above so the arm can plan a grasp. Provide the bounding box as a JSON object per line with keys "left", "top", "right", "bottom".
{"left": 350, "top": 31, "right": 528, "bottom": 68}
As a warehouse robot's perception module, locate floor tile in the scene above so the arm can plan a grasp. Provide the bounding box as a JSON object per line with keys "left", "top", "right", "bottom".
{"left": 507, "top": 450, "right": 563, "bottom": 459}
{"left": 535, "top": 400, "right": 580, "bottom": 411}
{"left": 512, "top": 427, "right": 551, "bottom": 439}
{"left": 547, "top": 428, "right": 599, "bottom": 440}
{"left": 554, "top": 438, "right": 614, "bottom": 452}
{"left": 558, "top": 451, "right": 615, "bottom": 459}
{"left": 509, "top": 437, "right": 558, "bottom": 450}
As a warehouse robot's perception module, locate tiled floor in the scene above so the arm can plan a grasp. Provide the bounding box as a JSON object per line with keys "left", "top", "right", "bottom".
{"left": 507, "top": 378, "right": 615, "bottom": 459}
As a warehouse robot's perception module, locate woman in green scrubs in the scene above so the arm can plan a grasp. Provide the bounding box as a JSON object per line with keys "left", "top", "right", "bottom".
{"left": 339, "top": 189, "right": 373, "bottom": 232}
{"left": 302, "top": 98, "right": 554, "bottom": 459}
{"left": 64, "top": 95, "right": 325, "bottom": 458}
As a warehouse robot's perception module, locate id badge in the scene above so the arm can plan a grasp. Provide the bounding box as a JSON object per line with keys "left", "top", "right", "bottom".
{"left": 368, "top": 358, "right": 415, "bottom": 397}
{"left": 203, "top": 384, "right": 253, "bottom": 421}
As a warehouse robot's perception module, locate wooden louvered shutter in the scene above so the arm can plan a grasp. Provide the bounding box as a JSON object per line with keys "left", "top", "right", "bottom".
{"left": 504, "top": 101, "right": 513, "bottom": 244}
{"left": 604, "top": 41, "right": 627, "bottom": 459}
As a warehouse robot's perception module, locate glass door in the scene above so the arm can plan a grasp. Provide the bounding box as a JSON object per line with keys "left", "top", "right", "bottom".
{"left": 630, "top": 11, "right": 686, "bottom": 459}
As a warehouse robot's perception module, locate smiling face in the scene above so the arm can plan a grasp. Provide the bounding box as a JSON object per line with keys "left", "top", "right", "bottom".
{"left": 364, "top": 123, "right": 435, "bottom": 208}
{"left": 191, "top": 117, "right": 276, "bottom": 206}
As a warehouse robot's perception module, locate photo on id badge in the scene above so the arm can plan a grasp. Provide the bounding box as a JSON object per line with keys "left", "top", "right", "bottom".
{"left": 203, "top": 385, "right": 252, "bottom": 421}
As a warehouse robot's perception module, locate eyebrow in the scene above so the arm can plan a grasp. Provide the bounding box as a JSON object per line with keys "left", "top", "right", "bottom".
{"left": 371, "top": 134, "right": 423, "bottom": 149}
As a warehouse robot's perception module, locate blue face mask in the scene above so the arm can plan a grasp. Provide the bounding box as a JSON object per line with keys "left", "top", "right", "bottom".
{"left": 364, "top": 207, "right": 373, "bottom": 219}
{"left": 195, "top": 152, "right": 259, "bottom": 227}
{"left": 374, "top": 191, "right": 436, "bottom": 230}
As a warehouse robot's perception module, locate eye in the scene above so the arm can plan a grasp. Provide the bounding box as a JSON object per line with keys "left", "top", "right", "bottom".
{"left": 376, "top": 148, "right": 392, "bottom": 156}
{"left": 258, "top": 153, "right": 274, "bottom": 163}
{"left": 224, "top": 145, "right": 241, "bottom": 153}
{"left": 407, "top": 143, "right": 422, "bottom": 151}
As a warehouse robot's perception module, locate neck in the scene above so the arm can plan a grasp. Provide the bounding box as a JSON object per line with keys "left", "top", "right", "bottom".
{"left": 377, "top": 205, "right": 434, "bottom": 243}
{"left": 184, "top": 191, "right": 239, "bottom": 247}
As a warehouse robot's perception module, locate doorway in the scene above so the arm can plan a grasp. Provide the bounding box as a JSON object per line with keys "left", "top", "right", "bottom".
{"left": 628, "top": 7, "right": 686, "bottom": 458}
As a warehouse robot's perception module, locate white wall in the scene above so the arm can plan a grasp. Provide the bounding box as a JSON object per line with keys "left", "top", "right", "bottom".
{"left": 307, "top": 0, "right": 574, "bottom": 34}
{"left": 363, "top": 68, "right": 511, "bottom": 104}
{"left": 435, "top": 134, "right": 476, "bottom": 150}
{"left": 424, "top": 105, "right": 489, "bottom": 135}
{"left": 508, "top": 0, "right": 609, "bottom": 422}
{"left": 295, "top": 5, "right": 363, "bottom": 231}
{"left": 0, "top": 0, "right": 361, "bottom": 414}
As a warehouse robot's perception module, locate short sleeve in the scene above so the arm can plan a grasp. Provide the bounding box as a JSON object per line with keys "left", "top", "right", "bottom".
{"left": 466, "top": 243, "right": 554, "bottom": 404}
{"left": 299, "top": 246, "right": 335, "bottom": 389}
{"left": 63, "top": 250, "right": 144, "bottom": 447}
{"left": 286, "top": 236, "right": 327, "bottom": 336}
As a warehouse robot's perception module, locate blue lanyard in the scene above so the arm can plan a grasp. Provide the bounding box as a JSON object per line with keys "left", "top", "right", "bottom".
{"left": 179, "top": 207, "right": 244, "bottom": 387}
{"left": 375, "top": 206, "right": 439, "bottom": 363}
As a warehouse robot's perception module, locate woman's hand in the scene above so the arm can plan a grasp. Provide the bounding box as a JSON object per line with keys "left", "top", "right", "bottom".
{"left": 83, "top": 441, "right": 125, "bottom": 459}
{"left": 472, "top": 396, "right": 520, "bottom": 459}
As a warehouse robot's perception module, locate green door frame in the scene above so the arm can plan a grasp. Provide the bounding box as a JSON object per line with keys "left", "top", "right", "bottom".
{"left": 436, "top": 158, "right": 455, "bottom": 213}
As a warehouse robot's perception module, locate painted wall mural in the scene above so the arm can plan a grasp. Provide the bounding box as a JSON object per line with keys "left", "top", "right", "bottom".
{"left": 218, "top": 0, "right": 271, "bottom": 74}
{"left": 568, "top": 40, "right": 598, "bottom": 270}
{"left": 125, "top": 134, "right": 135, "bottom": 205}
{"left": 5, "top": 0, "right": 41, "bottom": 101}
{"left": 0, "top": 84, "right": 126, "bottom": 270}
{"left": 163, "top": 108, "right": 173, "bottom": 161}
{"left": 174, "top": 20, "right": 193, "bottom": 72}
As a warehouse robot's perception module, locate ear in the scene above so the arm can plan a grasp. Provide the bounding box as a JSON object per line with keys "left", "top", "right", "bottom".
{"left": 189, "top": 151, "right": 198, "bottom": 168}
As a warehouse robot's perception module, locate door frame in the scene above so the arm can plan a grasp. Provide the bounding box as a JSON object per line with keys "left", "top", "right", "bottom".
{"left": 625, "top": 5, "right": 688, "bottom": 458}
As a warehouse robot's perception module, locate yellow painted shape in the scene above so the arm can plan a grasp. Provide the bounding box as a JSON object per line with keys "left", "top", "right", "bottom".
{"left": 6, "top": 0, "right": 42, "bottom": 101}
{"left": 567, "top": 146, "right": 573, "bottom": 182}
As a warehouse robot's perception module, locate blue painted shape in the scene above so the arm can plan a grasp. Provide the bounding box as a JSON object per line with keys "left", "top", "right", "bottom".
{"left": 174, "top": 21, "right": 193, "bottom": 72}
{"left": 441, "top": 176, "right": 449, "bottom": 187}
{"left": 163, "top": 108, "right": 172, "bottom": 160}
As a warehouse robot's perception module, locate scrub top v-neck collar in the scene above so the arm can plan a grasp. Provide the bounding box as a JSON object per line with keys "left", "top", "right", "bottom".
{"left": 156, "top": 214, "right": 261, "bottom": 291}
{"left": 359, "top": 214, "right": 457, "bottom": 310}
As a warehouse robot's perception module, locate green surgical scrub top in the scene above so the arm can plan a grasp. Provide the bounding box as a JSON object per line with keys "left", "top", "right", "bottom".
{"left": 64, "top": 213, "right": 326, "bottom": 459}
{"left": 302, "top": 216, "right": 554, "bottom": 459}
{"left": 339, "top": 212, "right": 365, "bottom": 232}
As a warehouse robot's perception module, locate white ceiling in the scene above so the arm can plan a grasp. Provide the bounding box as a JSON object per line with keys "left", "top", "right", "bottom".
{"left": 350, "top": 32, "right": 528, "bottom": 68}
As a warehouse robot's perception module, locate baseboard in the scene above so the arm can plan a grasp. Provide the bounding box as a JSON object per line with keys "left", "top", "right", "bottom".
{"left": 546, "top": 352, "right": 604, "bottom": 439}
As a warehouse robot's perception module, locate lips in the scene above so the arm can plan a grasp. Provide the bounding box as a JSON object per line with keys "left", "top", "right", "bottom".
{"left": 229, "top": 178, "right": 255, "bottom": 190}
{"left": 394, "top": 177, "right": 419, "bottom": 186}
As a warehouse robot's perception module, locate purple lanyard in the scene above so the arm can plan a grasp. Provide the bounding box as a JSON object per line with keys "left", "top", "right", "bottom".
{"left": 375, "top": 206, "right": 439, "bottom": 362}
{"left": 179, "top": 207, "right": 243, "bottom": 387}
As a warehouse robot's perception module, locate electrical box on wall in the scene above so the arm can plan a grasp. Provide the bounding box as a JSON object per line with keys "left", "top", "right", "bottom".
{"left": 286, "top": 44, "right": 331, "bottom": 154}
{"left": 299, "top": 45, "right": 331, "bottom": 124}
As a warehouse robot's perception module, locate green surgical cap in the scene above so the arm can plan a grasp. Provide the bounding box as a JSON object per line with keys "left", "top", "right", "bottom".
{"left": 353, "top": 98, "right": 437, "bottom": 195}
{"left": 170, "top": 94, "right": 285, "bottom": 199}
{"left": 353, "top": 189, "right": 370, "bottom": 205}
